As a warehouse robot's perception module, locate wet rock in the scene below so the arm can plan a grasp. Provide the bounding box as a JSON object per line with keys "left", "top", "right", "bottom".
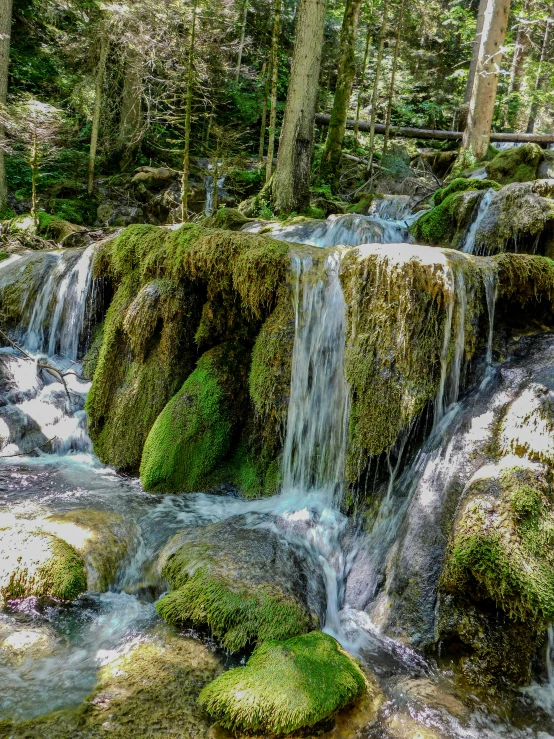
{"left": 485, "top": 143, "right": 544, "bottom": 185}
{"left": 0, "top": 625, "right": 56, "bottom": 664}
{"left": 131, "top": 166, "right": 178, "bottom": 188}
{"left": 537, "top": 149, "right": 554, "bottom": 180}
{"left": 155, "top": 514, "right": 326, "bottom": 651}
{"left": 439, "top": 460, "right": 554, "bottom": 688}
{"left": 199, "top": 631, "right": 369, "bottom": 736}
{"left": 0, "top": 525, "right": 86, "bottom": 604}
{"left": 499, "top": 382, "right": 554, "bottom": 464}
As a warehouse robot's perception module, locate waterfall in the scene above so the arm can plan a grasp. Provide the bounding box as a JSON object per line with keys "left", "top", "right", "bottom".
{"left": 485, "top": 270, "right": 498, "bottom": 365}
{"left": 461, "top": 188, "right": 495, "bottom": 255}
{"left": 204, "top": 173, "right": 226, "bottom": 216}
{"left": 281, "top": 252, "right": 349, "bottom": 503}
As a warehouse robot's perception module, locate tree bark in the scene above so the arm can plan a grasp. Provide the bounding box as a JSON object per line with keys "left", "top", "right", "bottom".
{"left": 265, "top": 0, "right": 281, "bottom": 182}
{"left": 459, "top": 0, "right": 488, "bottom": 129}
{"left": 258, "top": 61, "right": 269, "bottom": 161}
{"left": 366, "top": 0, "right": 390, "bottom": 175}
{"left": 88, "top": 31, "right": 109, "bottom": 195}
{"left": 271, "top": 0, "right": 327, "bottom": 214}
{"left": 354, "top": 18, "right": 373, "bottom": 141}
{"left": 118, "top": 42, "right": 143, "bottom": 170}
{"left": 526, "top": 17, "right": 553, "bottom": 133}
{"left": 462, "top": 0, "right": 511, "bottom": 160}
{"left": 235, "top": 0, "right": 249, "bottom": 83}
{"left": 319, "top": 0, "right": 364, "bottom": 189}
{"left": 0, "top": 0, "right": 12, "bottom": 212}
{"left": 181, "top": 0, "right": 198, "bottom": 221}
{"left": 383, "top": 0, "right": 405, "bottom": 151}
{"left": 504, "top": 14, "right": 531, "bottom": 130}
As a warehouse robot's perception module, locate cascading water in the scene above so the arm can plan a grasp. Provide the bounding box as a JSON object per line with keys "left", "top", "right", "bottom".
{"left": 461, "top": 188, "right": 495, "bottom": 255}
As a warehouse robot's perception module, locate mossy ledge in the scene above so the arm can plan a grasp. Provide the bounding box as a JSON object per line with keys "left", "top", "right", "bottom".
{"left": 86, "top": 223, "right": 290, "bottom": 472}
{"left": 156, "top": 539, "right": 314, "bottom": 652}
{"left": 198, "top": 631, "right": 367, "bottom": 736}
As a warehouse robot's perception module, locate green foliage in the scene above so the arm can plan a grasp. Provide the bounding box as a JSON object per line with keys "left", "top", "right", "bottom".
{"left": 198, "top": 631, "right": 367, "bottom": 735}
{"left": 157, "top": 546, "right": 312, "bottom": 652}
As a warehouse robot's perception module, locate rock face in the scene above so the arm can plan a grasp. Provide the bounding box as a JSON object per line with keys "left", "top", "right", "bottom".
{"left": 411, "top": 179, "right": 554, "bottom": 255}
{"left": 156, "top": 514, "right": 326, "bottom": 651}
{"left": 199, "top": 631, "right": 368, "bottom": 736}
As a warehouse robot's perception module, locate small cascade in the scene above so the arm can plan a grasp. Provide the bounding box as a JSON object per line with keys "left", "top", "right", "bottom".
{"left": 461, "top": 188, "right": 495, "bottom": 255}
{"left": 369, "top": 195, "right": 412, "bottom": 222}
{"left": 282, "top": 253, "right": 350, "bottom": 501}
{"left": 485, "top": 270, "right": 498, "bottom": 365}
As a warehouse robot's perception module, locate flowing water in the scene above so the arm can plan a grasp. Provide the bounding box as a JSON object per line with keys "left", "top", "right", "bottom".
{"left": 461, "top": 188, "right": 495, "bottom": 255}
{"left": 1, "top": 225, "right": 554, "bottom": 737}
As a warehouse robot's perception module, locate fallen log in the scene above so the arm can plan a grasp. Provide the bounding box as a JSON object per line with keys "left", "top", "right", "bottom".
{"left": 315, "top": 113, "right": 554, "bottom": 144}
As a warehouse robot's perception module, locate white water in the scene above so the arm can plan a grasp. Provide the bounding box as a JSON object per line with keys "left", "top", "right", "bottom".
{"left": 461, "top": 188, "right": 495, "bottom": 255}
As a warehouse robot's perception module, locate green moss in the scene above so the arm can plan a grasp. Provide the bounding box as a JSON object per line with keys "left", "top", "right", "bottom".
{"left": 202, "top": 206, "right": 250, "bottom": 231}
{"left": 140, "top": 343, "right": 247, "bottom": 493}
{"left": 410, "top": 190, "right": 480, "bottom": 247}
{"left": 156, "top": 544, "right": 312, "bottom": 652}
{"left": 199, "top": 631, "right": 367, "bottom": 736}
{"left": 0, "top": 251, "right": 9, "bottom": 262}
{"left": 441, "top": 465, "right": 554, "bottom": 624}
{"left": 496, "top": 253, "right": 554, "bottom": 307}
{"left": 485, "top": 143, "right": 544, "bottom": 185}
{"left": 0, "top": 529, "right": 86, "bottom": 602}
{"left": 81, "top": 322, "right": 104, "bottom": 380}
{"left": 433, "top": 177, "right": 500, "bottom": 206}
{"left": 347, "top": 193, "right": 374, "bottom": 215}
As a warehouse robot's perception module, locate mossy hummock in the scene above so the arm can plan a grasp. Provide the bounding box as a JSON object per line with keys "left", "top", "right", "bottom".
{"left": 0, "top": 527, "right": 86, "bottom": 603}
{"left": 485, "top": 143, "right": 544, "bottom": 185}
{"left": 433, "top": 177, "right": 500, "bottom": 206}
{"left": 410, "top": 189, "right": 483, "bottom": 248}
{"left": 156, "top": 535, "right": 314, "bottom": 652}
{"left": 199, "top": 631, "right": 367, "bottom": 736}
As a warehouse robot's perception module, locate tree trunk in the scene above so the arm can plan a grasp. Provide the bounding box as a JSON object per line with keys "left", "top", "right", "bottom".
{"left": 462, "top": 0, "right": 511, "bottom": 160}
{"left": 235, "top": 0, "right": 249, "bottom": 83}
{"left": 366, "top": 0, "right": 390, "bottom": 175}
{"left": 88, "top": 32, "right": 109, "bottom": 195}
{"left": 526, "top": 17, "right": 552, "bottom": 133}
{"left": 181, "top": 0, "right": 198, "bottom": 221}
{"left": 383, "top": 0, "right": 405, "bottom": 151}
{"left": 271, "top": 0, "right": 327, "bottom": 214}
{"left": 504, "top": 14, "right": 531, "bottom": 129}
{"left": 0, "top": 0, "right": 12, "bottom": 212}
{"left": 459, "top": 0, "right": 488, "bottom": 129}
{"left": 266, "top": 0, "right": 281, "bottom": 182}
{"left": 319, "top": 0, "right": 364, "bottom": 189}
{"left": 118, "top": 42, "right": 143, "bottom": 170}
{"left": 354, "top": 18, "right": 373, "bottom": 141}
{"left": 258, "top": 61, "right": 269, "bottom": 161}
{"left": 30, "top": 127, "right": 38, "bottom": 228}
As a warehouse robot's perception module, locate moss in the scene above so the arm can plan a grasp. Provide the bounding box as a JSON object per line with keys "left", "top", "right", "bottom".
{"left": 199, "top": 631, "right": 367, "bottom": 736}
{"left": 410, "top": 190, "right": 480, "bottom": 247}
{"left": 0, "top": 528, "right": 86, "bottom": 603}
{"left": 347, "top": 193, "right": 374, "bottom": 215}
{"left": 156, "top": 542, "right": 313, "bottom": 652}
{"left": 485, "top": 143, "right": 544, "bottom": 185}
{"left": 340, "top": 244, "right": 489, "bottom": 480}
{"left": 495, "top": 253, "right": 554, "bottom": 308}
{"left": 433, "top": 177, "right": 500, "bottom": 206}
{"left": 140, "top": 343, "right": 249, "bottom": 493}
{"left": 441, "top": 464, "right": 554, "bottom": 624}
{"left": 202, "top": 206, "right": 250, "bottom": 231}
{"left": 81, "top": 321, "right": 104, "bottom": 380}
{"left": 0, "top": 252, "right": 8, "bottom": 262}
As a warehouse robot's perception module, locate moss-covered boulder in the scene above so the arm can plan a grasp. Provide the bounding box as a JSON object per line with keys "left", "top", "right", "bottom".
{"left": 155, "top": 515, "right": 325, "bottom": 652}
{"left": 439, "top": 461, "right": 554, "bottom": 687}
{"left": 340, "top": 243, "right": 490, "bottom": 480}
{"left": 485, "top": 143, "right": 544, "bottom": 185}
{"left": 433, "top": 177, "right": 500, "bottom": 206}
{"left": 409, "top": 189, "right": 482, "bottom": 248}
{"left": 0, "top": 526, "right": 86, "bottom": 603}
{"left": 140, "top": 342, "right": 250, "bottom": 493}
{"left": 202, "top": 206, "right": 250, "bottom": 231}
{"left": 199, "top": 631, "right": 367, "bottom": 736}
{"left": 86, "top": 223, "right": 290, "bottom": 470}
{"left": 40, "top": 509, "right": 132, "bottom": 591}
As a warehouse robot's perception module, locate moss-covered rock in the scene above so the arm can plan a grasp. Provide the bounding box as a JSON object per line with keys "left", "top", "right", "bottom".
{"left": 140, "top": 342, "right": 250, "bottom": 493}
{"left": 409, "top": 190, "right": 481, "bottom": 248}
{"left": 155, "top": 516, "right": 324, "bottom": 652}
{"left": 199, "top": 631, "right": 367, "bottom": 736}
{"left": 495, "top": 252, "right": 554, "bottom": 308}
{"left": 340, "top": 243, "right": 490, "bottom": 480}
{"left": 433, "top": 177, "right": 500, "bottom": 206}
{"left": 86, "top": 223, "right": 290, "bottom": 470}
{"left": 40, "top": 509, "right": 132, "bottom": 591}
{"left": 202, "top": 206, "right": 250, "bottom": 231}
{"left": 485, "top": 143, "right": 544, "bottom": 185}
{"left": 0, "top": 526, "right": 86, "bottom": 603}
{"left": 439, "top": 460, "right": 554, "bottom": 687}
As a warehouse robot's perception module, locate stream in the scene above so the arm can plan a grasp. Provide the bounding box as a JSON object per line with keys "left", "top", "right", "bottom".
{"left": 1, "top": 204, "right": 554, "bottom": 737}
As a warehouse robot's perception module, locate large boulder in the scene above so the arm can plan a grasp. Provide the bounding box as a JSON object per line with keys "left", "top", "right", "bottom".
{"left": 155, "top": 514, "right": 326, "bottom": 652}
{"left": 199, "top": 631, "right": 368, "bottom": 736}
{"left": 485, "top": 143, "right": 544, "bottom": 184}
